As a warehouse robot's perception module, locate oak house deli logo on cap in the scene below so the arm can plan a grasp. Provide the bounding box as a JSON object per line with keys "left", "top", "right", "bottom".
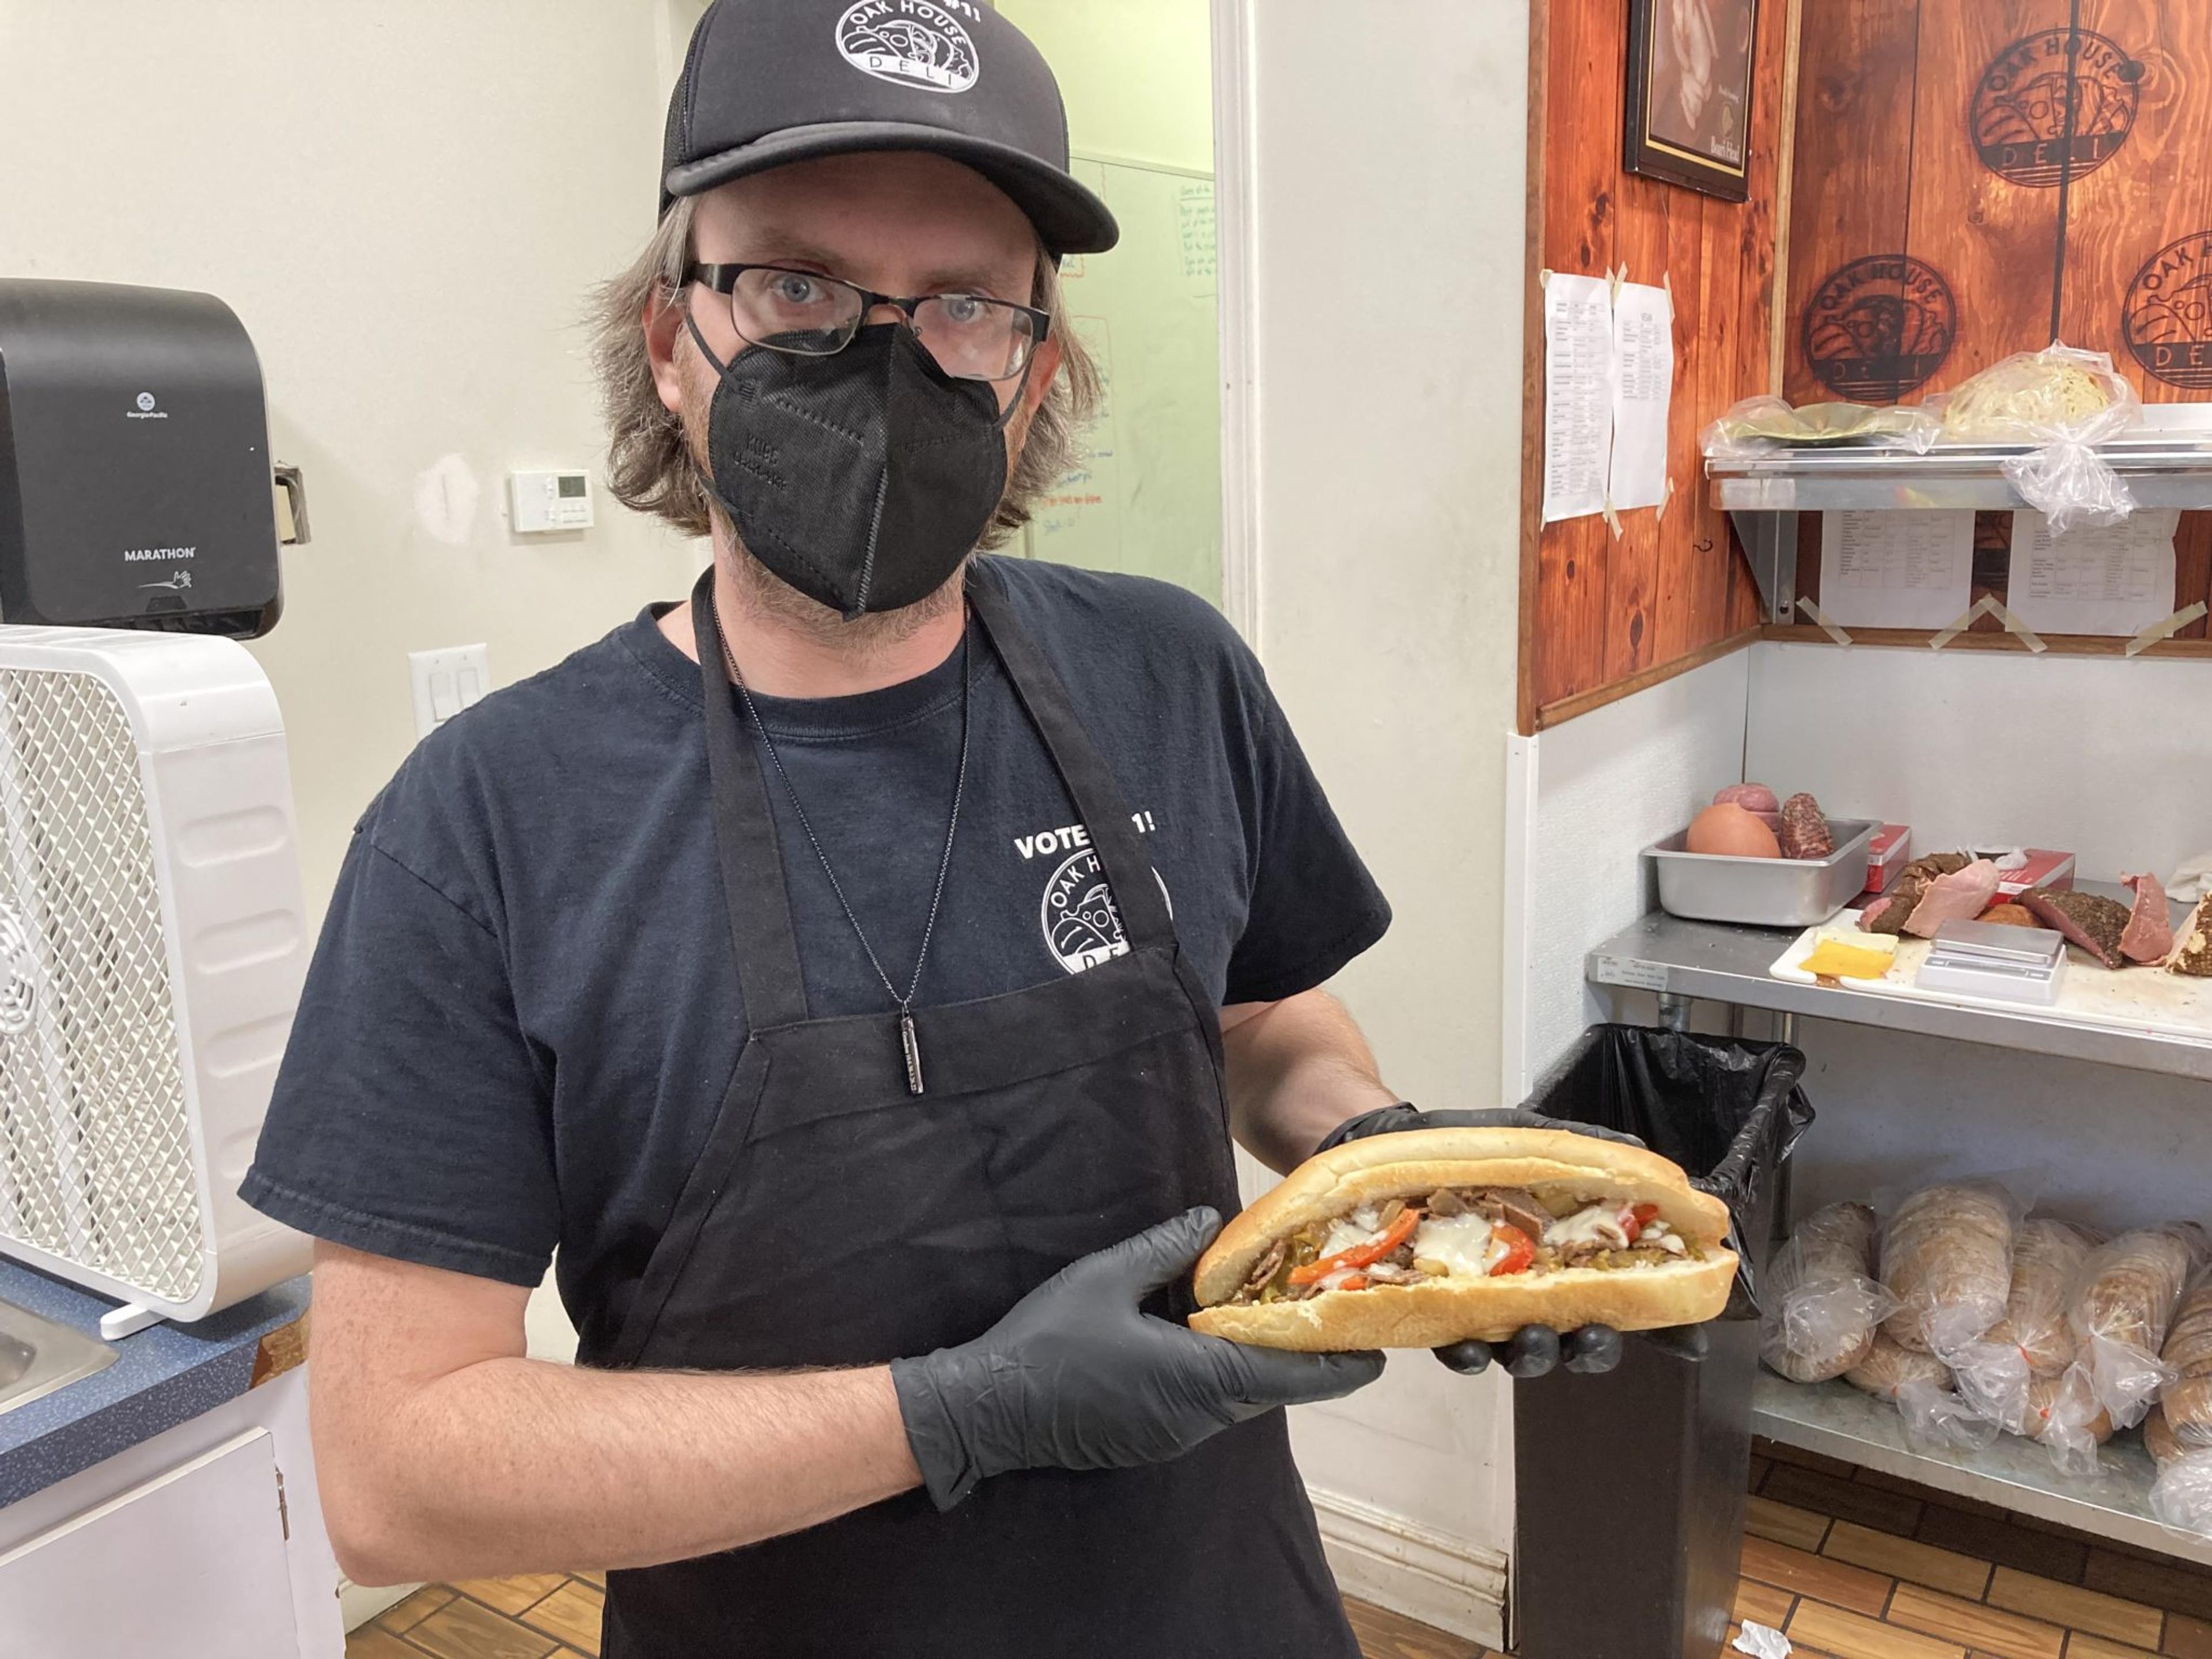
{"left": 1801, "top": 254, "right": 1958, "bottom": 403}
{"left": 2124, "top": 232, "right": 2212, "bottom": 391}
{"left": 835, "top": 1, "right": 980, "bottom": 95}
{"left": 1972, "top": 29, "right": 2142, "bottom": 188}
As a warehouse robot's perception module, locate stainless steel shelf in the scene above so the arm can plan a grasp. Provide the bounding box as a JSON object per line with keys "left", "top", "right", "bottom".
{"left": 1584, "top": 907, "right": 2212, "bottom": 1082}
{"left": 1708, "top": 441, "right": 2212, "bottom": 621}
{"left": 1754, "top": 1373, "right": 2209, "bottom": 1569}
{"left": 1710, "top": 440, "right": 2212, "bottom": 513}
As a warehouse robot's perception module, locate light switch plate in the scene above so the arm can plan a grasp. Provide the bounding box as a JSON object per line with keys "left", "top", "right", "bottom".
{"left": 408, "top": 643, "right": 491, "bottom": 738}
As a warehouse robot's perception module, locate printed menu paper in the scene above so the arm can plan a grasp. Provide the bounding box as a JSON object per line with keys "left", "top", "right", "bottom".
{"left": 1541, "top": 274, "right": 1612, "bottom": 523}
{"left": 1817, "top": 510, "right": 1976, "bottom": 630}
{"left": 1608, "top": 282, "right": 1675, "bottom": 512}
{"left": 2005, "top": 509, "right": 2179, "bottom": 637}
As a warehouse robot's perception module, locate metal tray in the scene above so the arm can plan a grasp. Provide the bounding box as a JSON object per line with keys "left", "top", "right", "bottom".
{"left": 1645, "top": 819, "right": 1879, "bottom": 929}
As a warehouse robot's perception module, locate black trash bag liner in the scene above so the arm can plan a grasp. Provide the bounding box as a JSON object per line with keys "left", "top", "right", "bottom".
{"left": 1520, "top": 1024, "right": 1813, "bottom": 1320}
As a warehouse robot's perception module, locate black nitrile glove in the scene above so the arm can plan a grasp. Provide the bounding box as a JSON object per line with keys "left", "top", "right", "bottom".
{"left": 1320, "top": 1103, "right": 1645, "bottom": 1380}
{"left": 890, "top": 1207, "right": 1385, "bottom": 1510}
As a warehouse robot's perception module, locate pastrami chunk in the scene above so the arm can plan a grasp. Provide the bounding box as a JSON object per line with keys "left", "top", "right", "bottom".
{"left": 2021, "top": 887, "right": 2131, "bottom": 969}
{"left": 2120, "top": 872, "right": 2175, "bottom": 964}
{"left": 1862, "top": 877, "right": 1926, "bottom": 934}
{"left": 2171, "top": 896, "right": 2212, "bottom": 978}
{"left": 1903, "top": 858, "right": 2001, "bottom": 938}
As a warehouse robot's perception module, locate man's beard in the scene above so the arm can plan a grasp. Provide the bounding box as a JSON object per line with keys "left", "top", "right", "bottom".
{"left": 719, "top": 514, "right": 968, "bottom": 657}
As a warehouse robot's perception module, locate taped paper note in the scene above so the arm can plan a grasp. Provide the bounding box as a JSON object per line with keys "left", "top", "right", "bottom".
{"left": 1818, "top": 510, "right": 1975, "bottom": 630}
{"left": 2006, "top": 509, "right": 2179, "bottom": 637}
{"left": 1609, "top": 281, "right": 1675, "bottom": 512}
{"left": 1541, "top": 272, "right": 1612, "bottom": 522}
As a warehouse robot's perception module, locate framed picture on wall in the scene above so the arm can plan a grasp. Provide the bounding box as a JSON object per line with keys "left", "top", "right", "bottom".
{"left": 1624, "top": 0, "right": 1758, "bottom": 201}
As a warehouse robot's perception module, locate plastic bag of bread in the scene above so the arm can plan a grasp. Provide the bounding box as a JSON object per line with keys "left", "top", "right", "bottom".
{"left": 1928, "top": 344, "right": 2142, "bottom": 536}
{"left": 2025, "top": 1366, "right": 2115, "bottom": 1478}
{"left": 1762, "top": 1202, "right": 1892, "bottom": 1383}
{"left": 1701, "top": 395, "right": 1940, "bottom": 460}
{"left": 2067, "top": 1224, "right": 2210, "bottom": 1429}
{"left": 1951, "top": 1218, "right": 2099, "bottom": 1434}
{"left": 2152, "top": 1452, "right": 2212, "bottom": 1539}
{"left": 1844, "top": 1334, "right": 1996, "bottom": 1452}
{"left": 1879, "top": 1180, "right": 2022, "bottom": 1357}
{"left": 2156, "top": 1270, "right": 2212, "bottom": 1455}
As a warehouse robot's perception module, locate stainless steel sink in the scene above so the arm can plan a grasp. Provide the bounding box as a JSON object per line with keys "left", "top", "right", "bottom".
{"left": 0, "top": 1297, "right": 118, "bottom": 1416}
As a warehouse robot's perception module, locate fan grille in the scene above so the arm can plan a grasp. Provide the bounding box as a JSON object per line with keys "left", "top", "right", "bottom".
{"left": 0, "top": 668, "right": 200, "bottom": 1303}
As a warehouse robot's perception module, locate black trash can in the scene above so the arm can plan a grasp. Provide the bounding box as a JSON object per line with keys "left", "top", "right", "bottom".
{"left": 1510, "top": 1025, "right": 1813, "bottom": 1659}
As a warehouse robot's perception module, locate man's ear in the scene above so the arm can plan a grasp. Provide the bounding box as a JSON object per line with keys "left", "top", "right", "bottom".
{"left": 1021, "top": 332, "right": 1063, "bottom": 420}
{"left": 645, "top": 287, "right": 689, "bottom": 416}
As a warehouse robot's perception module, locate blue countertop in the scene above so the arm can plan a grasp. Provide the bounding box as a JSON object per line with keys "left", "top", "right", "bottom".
{"left": 0, "top": 1257, "right": 310, "bottom": 1508}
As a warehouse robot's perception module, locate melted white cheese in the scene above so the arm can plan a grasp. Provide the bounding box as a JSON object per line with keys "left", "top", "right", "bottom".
{"left": 1412, "top": 1213, "right": 1497, "bottom": 1279}
{"left": 1320, "top": 1212, "right": 1384, "bottom": 1258}
{"left": 1543, "top": 1203, "right": 1632, "bottom": 1251}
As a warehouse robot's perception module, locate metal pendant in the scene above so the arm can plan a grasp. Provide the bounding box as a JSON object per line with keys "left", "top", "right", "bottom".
{"left": 900, "top": 1009, "right": 925, "bottom": 1096}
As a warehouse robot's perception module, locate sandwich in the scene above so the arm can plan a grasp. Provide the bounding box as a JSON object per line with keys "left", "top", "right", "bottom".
{"left": 1189, "top": 1127, "right": 1737, "bottom": 1351}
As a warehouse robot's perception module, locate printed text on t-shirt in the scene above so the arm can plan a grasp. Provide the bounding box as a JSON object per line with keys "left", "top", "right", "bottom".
{"left": 1012, "top": 812, "right": 1156, "bottom": 859}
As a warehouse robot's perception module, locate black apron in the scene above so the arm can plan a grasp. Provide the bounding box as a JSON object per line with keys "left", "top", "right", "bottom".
{"left": 587, "top": 565, "right": 1358, "bottom": 1658}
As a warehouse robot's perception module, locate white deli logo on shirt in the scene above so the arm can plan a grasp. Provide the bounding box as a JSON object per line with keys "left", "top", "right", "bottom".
{"left": 1017, "top": 813, "right": 1169, "bottom": 975}
{"left": 835, "top": 1, "right": 981, "bottom": 94}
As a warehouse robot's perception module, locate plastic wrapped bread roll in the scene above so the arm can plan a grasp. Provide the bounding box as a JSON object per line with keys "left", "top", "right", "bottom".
{"left": 2147, "top": 1402, "right": 2182, "bottom": 1466}
{"left": 2157, "top": 1271, "right": 2212, "bottom": 1453}
{"left": 1844, "top": 1334, "right": 1951, "bottom": 1399}
{"left": 1952, "top": 1218, "right": 2099, "bottom": 1434}
{"left": 1991, "top": 1220, "right": 2099, "bottom": 1375}
{"left": 2152, "top": 1453, "right": 2212, "bottom": 1539}
{"left": 2067, "top": 1225, "right": 2207, "bottom": 1429}
{"left": 1880, "top": 1183, "right": 2017, "bottom": 1355}
{"left": 1761, "top": 1202, "right": 1888, "bottom": 1383}
{"left": 2025, "top": 1368, "right": 2113, "bottom": 1477}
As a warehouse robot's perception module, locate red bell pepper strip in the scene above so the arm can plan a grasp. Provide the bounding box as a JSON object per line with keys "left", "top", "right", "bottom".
{"left": 1488, "top": 1222, "right": 1536, "bottom": 1277}
{"left": 1624, "top": 1202, "right": 1660, "bottom": 1243}
{"left": 1338, "top": 1274, "right": 1370, "bottom": 1292}
{"left": 1289, "top": 1206, "right": 1423, "bottom": 1286}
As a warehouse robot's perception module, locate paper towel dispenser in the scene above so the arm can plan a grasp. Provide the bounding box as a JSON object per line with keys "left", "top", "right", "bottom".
{"left": 0, "top": 278, "right": 297, "bottom": 638}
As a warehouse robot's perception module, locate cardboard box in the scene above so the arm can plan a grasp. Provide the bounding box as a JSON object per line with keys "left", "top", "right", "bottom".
{"left": 1861, "top": 824, "right": 1912, "bottom": 897}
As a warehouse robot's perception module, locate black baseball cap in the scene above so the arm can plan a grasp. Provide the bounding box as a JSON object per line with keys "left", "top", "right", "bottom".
{"left": 661, "top": 0, "right": 1119, "bottom": 255}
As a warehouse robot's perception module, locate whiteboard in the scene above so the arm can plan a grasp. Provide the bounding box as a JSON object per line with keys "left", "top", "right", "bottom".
{"left": 1024, "top": 154, "right": 1223, "bottom": 606}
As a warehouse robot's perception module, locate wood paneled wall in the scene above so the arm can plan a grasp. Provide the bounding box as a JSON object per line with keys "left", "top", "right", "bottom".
{"left": 1786, "top": 1, "right": 2212, "bottom": 404}
{"left": 1782, "top": 0, "right": 2212, "bottom": 646}
{"left": 1518, "top": 0, "right": 1787, "bottom": 733}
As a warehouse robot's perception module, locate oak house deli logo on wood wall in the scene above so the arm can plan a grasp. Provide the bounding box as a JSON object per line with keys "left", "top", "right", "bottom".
{"left": 1801, "top": 255, "right": 1959, "bottom": 402}
{"left": 835, "top": 1, "right": 980, "bottom": 94}
{"left": 1972, "top": 29, "right": 2143, "bottom": 187}
{"left": 2125, "top": 233, "right": 2212, "bottom": 391}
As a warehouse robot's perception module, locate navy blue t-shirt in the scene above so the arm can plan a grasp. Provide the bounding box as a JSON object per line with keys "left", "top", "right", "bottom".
{"left": 242, "top": 558, "right": 1390, "bottom": 1352}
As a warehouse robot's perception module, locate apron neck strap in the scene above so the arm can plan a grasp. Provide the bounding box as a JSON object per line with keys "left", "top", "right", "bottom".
{"left": 966, "top": 566, "right": 1175, "bottom": 952}
{"left": 692, "top": 567, "right": 811, "bottom": 1028}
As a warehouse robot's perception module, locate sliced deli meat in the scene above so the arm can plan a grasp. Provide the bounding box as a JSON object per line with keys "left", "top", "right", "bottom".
{"left": 2021, "top": 887, "right": 2131, "bottom": 969}
{"left": 2120, "top": 872, "right": 2175, "bottom": 964}
{"left": 1902, "top": 858, "right": 2002, "bottom": 938}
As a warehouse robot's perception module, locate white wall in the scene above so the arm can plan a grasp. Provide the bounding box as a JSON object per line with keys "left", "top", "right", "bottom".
{"left": 1233, "top": 0, "right": 1531, "bottom": 1639}
{"left": 1506, "top": 650, "right": 1753, "bottom": 1097}
{"left": 0, "top": 0, "right": 706, "bottom": 916}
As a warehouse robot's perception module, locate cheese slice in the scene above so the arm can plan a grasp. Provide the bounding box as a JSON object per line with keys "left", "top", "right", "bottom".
{"left": 1804, "top": 929, "right": 1897, "bottom": 981}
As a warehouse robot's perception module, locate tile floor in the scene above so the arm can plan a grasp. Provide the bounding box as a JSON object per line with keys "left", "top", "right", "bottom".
{"left": 348, "top": 1437, "right": 2212, "bottom": 1658}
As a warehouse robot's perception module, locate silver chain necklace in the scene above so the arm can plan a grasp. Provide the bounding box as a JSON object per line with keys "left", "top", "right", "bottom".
{"left": 715, "top": 611, "right": 972, "bottom": 1096}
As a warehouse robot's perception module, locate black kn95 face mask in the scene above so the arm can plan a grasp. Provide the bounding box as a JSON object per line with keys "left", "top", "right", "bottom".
{"left": 686, "top": 313, "right": 1017, "bottom": 619}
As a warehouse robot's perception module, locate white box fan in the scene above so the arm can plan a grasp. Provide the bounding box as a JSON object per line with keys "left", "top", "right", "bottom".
{"left": 0, "top": 626, "right": 310, "bottom": 1336}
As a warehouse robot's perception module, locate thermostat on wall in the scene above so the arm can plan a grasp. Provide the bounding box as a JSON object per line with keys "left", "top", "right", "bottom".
{"left": 510, "top": 469, "right": 594, "bottom": 532}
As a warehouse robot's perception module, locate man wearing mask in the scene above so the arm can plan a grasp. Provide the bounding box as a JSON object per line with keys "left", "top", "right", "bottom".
{"left": 244, "top": 4, "right": 1622, "bottom": 1653}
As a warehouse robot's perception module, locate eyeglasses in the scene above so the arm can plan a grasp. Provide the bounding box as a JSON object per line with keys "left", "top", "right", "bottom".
{"left": 684, "top": 263, "right": 1050, "bottom": 383}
